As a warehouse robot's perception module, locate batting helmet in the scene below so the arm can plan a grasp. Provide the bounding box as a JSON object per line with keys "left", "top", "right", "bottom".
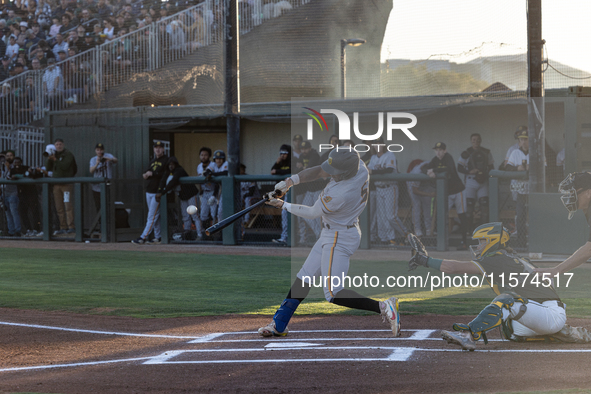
{"left": 321, "top": 147, "right": 360, "bottom": 181}
{"left": 471, "top": 222, "right": 510, "bottom": 259}
{"left": 213, "top": 150, "right": 226, "bottom": 160}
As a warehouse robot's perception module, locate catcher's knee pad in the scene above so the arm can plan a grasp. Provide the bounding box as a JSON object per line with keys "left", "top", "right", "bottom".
{"left": 273, "top": 298, "right": 300, "bottom": 333}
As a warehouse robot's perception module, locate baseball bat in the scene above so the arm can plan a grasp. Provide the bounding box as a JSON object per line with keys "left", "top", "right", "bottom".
{"left": 205, "top": 194, "right": 272, "bottom": 236}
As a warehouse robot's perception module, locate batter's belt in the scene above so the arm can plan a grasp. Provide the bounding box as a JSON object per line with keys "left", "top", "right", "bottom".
{"left": 322, "top": 222, "right": 358, "bottom": 230}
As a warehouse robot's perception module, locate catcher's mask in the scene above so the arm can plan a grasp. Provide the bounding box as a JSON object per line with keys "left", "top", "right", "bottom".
{"left": 559, "top": 172, "right": 591, "bottom": 220}
{"left": 321, "top": 147, "right": 360, "bottom": 182}
{"left": 471, "top": 222, "right": 510, "bottom": 259}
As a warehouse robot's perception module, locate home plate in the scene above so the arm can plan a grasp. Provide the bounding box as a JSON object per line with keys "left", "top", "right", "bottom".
{"left": 265, "top": 342, "right": 323, "bottom": 348}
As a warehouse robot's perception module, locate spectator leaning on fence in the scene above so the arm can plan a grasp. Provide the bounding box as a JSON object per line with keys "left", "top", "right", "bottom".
{"left": 132, "top": 141, "right": 168, "bottom": 245}
{"left": 10, "top": 156, "right": 42, "bottom": 237}
{"left": 46, "top": 138, "right": 78, "bottom": 236}
{"left": 2, "top": 150, "right": 22, "bottom": 237}
{"left": 89, "top": 143, "right": 117, "bottom": 213}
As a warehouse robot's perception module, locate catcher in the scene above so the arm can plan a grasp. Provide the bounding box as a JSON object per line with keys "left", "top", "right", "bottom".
{"left": 407, "top": 222, "right": 591, "bottom": 351}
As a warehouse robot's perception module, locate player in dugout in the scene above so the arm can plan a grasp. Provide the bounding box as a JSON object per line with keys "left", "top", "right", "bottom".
{"left": 258, "top": 147, "right": 401, "bottom": 338}
{"left": 407, "top": 221, "right": 591, "bottom": 350}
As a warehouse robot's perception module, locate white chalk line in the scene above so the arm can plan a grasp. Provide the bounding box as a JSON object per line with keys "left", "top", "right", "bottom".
{"left": 0, "top": 320, "right": 588, "bottom": 372}
{"left": 0, "top": 321, "right": 204, "bottom": 340}
{"left": 144, "top": 346, "right": 591, "bottom": 365}
{"left": 0, "top": 357, "right": 153, "bottom": 373}
{"left": 0, "top": 322, "right": 437, "bottom": 343}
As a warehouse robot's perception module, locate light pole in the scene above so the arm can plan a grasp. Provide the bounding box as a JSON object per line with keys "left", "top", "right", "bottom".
{"left": 341, "top": 38, "right": 366, "bottom": 98}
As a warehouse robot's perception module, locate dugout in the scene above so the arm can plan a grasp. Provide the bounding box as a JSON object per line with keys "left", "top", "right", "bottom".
{"left": 43, "top": 91, "right": 589, "bottom": 249}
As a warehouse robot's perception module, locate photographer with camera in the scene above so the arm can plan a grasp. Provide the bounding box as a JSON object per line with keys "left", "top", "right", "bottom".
{"left": 89, "top": 143, "right": 118, "bottom": 213}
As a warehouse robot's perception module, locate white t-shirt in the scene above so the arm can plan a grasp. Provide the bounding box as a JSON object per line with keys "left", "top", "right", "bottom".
{"left": 319, "top": 161, "right": 369, "bottom": 227}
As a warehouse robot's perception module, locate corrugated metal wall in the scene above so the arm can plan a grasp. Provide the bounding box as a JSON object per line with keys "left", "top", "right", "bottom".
{"left": 45, "top": 108, "right": 149, "bottom": 230}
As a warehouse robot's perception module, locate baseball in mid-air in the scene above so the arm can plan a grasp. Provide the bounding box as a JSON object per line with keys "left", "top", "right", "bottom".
{"left": 186, "top": 205, "right": 198, "bottom": 215}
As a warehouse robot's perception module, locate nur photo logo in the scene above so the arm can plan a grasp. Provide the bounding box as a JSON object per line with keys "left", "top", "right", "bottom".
{"left": 303, "top": 107, "right": 418, "bottom": 153}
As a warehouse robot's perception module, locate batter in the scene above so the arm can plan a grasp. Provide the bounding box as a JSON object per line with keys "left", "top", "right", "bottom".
{"left": 258, "top": 148, "right": 400, "bottom": 338}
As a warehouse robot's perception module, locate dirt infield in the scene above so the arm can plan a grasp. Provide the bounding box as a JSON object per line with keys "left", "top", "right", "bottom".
{"left": 0, "top": 240, "right": 587, "bottom": 393}
{"left": 1, "top": 309, "right": 591, "bottom": 393}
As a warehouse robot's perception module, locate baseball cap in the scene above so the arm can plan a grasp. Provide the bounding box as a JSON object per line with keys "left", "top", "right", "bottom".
{"left": 153, "top": 141, "right": 164, "bottom": 147}
{"left": 19, "top": 21, "right": 28, "bottom": 27}
{"left": 293, "top": 134, "right": 303, "bottom": 141}
{"left": 516, "top": 129, "right": 528, "bottom": 139}
{"left": 301, "top": 141, "right": 311, "bottom": 149}
{"left": 58, "top": 49, "right": 66, "bottom": 54}
{"left": 515, "top": 125, "right": 527, "bottom": 139}
{"left": 432, "top": 142, "right": 446, "bottom": 150}
{"left": 95, "top": 143, "right": 104, "bottom": 149}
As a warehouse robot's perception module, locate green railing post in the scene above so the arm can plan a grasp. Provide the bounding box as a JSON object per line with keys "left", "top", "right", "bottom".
{"left": 74, "top": 183, "right": 83, "bottom": 242}
{"left": 489, "top": 175, "right": 499, "bottom": 222}
{"left": 436, "top": 173, "right": 447, "bottom": 252}
{"left": 42, "top": 183, "right": 50, "bottom": 241}
{"left": 222, "top": 176, "right": 235, "bottom": 245}
{"left": 160, "top": 193, "right": 169, "bottom": 244}
{"left": 100, "top": 182, "right": 108, "bottom": 243}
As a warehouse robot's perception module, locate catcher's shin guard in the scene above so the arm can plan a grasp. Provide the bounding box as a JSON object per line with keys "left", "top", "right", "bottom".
{"left": 273, "top": 298, "right": 301, "bottom": 333}
{"left": 454, "top": 293, "right": 522, "bottom": 344}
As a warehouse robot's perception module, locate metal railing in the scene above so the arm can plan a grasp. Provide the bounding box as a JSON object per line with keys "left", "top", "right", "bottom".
{"left": 1, "top": 0, "right": 312, "bottom": 129}
{"left": 156, "top": 172, "right": 450, "bottom": 250}
{"left": 0, "top": 126, "right": 45, "bottom": 168}
{"left": 0, "top": 176, "right": 108, "bottom": 242}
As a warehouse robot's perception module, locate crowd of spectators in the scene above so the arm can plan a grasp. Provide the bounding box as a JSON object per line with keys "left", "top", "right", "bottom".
{"left": 0, "top": 0, "right": 219, "bottom": 124}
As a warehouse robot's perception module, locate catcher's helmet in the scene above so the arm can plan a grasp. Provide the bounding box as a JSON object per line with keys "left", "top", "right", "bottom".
{"left": 559, "top": 172, "right": 591, "bottom": 219}
{"left": 471, "top": 222, "right": 510, "bottom": 259}
{"left": 321, "top": 147, "right": 360, "bottom": 181}
{"left": 213, "top": 150, "right": 226, "bottom": 160}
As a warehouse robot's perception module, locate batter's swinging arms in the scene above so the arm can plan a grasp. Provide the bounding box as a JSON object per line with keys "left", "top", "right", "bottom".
{"left": 258, "top": 148, "right": 401, "bottom": 338}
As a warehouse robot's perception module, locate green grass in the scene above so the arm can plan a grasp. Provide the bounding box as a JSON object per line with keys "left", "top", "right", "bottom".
{"left": 1, "top": 248, "right": 591, "bottom": 319}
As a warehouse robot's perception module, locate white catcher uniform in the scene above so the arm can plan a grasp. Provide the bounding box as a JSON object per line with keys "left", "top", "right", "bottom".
{"left": 284, "top": 161, "right": 369, "bottom": 301}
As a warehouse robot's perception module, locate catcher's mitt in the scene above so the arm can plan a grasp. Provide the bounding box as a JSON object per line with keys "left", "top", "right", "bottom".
{"left": 408, "top": 233, "right": 429, "bottom": 271}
